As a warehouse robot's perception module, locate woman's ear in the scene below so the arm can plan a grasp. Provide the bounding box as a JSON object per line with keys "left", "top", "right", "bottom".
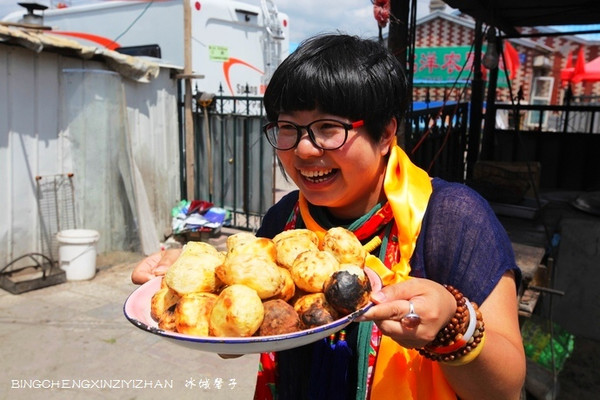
{"left": 380, "top": 118, "right": 397, "bottom": 156}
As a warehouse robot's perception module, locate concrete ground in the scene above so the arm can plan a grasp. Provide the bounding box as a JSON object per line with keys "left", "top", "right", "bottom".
{"left": 0, "top": 167, "right": 296, "bottom": 400}
{"left": 0, "top": 251, "right": 260, "bottom": 400}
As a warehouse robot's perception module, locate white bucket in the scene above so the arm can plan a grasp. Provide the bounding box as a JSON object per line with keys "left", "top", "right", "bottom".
{"left": 57, "top": 229, "right": 100, "bottom": 281}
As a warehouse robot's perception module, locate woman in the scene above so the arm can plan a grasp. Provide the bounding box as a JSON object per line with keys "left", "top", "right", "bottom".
{"left": 132, "top": 34, "right": 526, "bottom": 400}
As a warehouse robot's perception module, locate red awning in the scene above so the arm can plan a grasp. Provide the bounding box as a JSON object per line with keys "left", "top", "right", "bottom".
{"left": 561, "top": 49, "right": 600, "bottom": 84}
{"left": 572, "top": 55, "right": 600, "bottom": 83}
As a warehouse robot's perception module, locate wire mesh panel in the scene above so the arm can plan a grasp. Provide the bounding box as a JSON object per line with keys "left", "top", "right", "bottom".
{"left": 35, "top": 173, "right": 77, "bottom": 262}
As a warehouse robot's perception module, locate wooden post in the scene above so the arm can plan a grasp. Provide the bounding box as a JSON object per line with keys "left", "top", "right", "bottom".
{"left": 183, "top": 0, "right": 195, "bottom": 200}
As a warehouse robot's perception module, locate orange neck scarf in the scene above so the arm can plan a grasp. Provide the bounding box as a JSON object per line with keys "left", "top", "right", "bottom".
{"left": 299, "top": 140, "right": 456, "bottom": 399}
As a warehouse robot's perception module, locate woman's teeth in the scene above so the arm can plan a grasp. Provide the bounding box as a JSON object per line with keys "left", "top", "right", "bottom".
{"left": 300, "top": 169, "right": 334, "bottom": 182}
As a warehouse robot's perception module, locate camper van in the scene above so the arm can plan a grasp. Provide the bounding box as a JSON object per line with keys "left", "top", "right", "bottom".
{"left": 3, "top": 0, "right": 290, "bottom": 96}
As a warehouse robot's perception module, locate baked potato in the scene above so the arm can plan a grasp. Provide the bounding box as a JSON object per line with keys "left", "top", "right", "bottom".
{"left": 216, "top": 252, "right": 285, "bottom": 299}
{"left": 321, "top": 226, "right": 367, "bottom": 266}
{"left": 174, "top": 292, "right": 218, "bottom": 336}
{"left": 209, "top": 284, "right": 264, "bottom": 337}
{"left": 258, "top": 299, "right": 301, "bottom": 336}
{"left": 290, "top": 250, "right": 340, "bottom": 293}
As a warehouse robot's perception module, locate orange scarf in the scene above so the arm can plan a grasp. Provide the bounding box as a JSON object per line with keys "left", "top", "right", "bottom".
{"left": 301, "top": 141, "right": 456, "bottom": 399}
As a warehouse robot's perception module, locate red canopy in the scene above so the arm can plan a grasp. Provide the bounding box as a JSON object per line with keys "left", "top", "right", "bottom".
{"left": 561, "top": 49, "right": 600, "bottom": 84}
{"left": 572, "top": 55, "right": 600, "bottom": 83}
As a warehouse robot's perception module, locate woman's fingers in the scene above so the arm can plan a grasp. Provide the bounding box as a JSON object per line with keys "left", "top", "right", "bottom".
{"left": 131, "top": 248, "right": 182, "bottom": 284}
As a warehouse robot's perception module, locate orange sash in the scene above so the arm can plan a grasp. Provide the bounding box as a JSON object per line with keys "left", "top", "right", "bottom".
{"left": 299, "top": 140, "right": 456, "bottom": 399}
{"left": 370, "top": 142, "right": 456, "bottom": 399}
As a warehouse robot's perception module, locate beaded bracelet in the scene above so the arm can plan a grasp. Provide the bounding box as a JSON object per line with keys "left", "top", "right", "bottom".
{"left": 418, "top": 285, "right": 485, "bottom": 364}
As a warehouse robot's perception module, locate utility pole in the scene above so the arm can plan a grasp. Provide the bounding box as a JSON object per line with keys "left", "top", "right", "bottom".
{"left": 183, "top": 0, "right": 195, "bottom": 200}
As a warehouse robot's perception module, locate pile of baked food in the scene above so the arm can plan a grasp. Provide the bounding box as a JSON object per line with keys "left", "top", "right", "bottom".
{"left": 150, "top": 227, "right": 373, "bottom": 338}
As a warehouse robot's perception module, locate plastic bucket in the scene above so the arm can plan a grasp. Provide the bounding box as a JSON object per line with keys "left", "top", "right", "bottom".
{"left": 56, "top": 229, "right": 100, "bottom": 281}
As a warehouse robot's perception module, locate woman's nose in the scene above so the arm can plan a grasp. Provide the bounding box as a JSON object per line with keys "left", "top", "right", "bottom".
{"left": 294, "top": 130, "right": 323, "bottom": 157}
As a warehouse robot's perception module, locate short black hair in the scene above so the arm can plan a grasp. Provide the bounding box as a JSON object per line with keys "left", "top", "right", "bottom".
{"left": 263, "top": 34, "right": 408, "bottom": 142}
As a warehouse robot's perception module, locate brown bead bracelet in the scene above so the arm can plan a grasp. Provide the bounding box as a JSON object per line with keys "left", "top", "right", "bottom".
{"left": 418, "top": 285, "right": 485, "bottom": 363}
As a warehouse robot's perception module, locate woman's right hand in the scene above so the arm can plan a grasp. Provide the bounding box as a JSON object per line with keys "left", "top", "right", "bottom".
{"left": 131, "top": 248, "right": 182, "bottom": 284}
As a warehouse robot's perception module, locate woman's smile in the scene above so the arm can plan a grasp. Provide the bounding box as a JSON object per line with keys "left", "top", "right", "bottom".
{"left": 299, "top": 168, "right": 337, "bottom": 184}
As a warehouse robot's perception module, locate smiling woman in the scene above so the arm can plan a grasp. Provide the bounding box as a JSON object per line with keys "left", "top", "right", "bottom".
{"left": 132, "top": 33, "right": 526, "bottom": 400}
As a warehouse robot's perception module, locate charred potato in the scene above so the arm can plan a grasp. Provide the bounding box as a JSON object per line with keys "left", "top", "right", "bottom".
{"left": 324, "top": 265, "right": 372, "bottom": 315}
{"left": 258, "top": 299, "right": 301, "bottom": 336}
{"left": 294, "top": 292, "right": 339, "bottom": 328}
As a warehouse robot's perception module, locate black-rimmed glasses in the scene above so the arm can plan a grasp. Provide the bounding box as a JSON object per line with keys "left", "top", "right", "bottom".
{"left": 262, "top": 119, "right": 364, "bottom": 150}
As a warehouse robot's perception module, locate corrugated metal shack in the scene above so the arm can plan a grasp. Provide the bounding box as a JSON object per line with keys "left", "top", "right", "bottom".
{"left": 0, "top": 23, "right": 182, "bottom": 270}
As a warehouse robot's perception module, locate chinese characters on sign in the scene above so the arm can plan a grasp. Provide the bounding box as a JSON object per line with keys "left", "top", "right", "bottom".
{"left": 413, "top": 46, "right": 513, "bottom": 87}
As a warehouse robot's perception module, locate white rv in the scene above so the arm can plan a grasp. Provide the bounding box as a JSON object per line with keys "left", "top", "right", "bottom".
{"left": 3, "top": 0, "right": 290, "bottom": 96}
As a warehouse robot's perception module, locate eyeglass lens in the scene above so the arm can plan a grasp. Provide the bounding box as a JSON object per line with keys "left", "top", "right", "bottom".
{"left": 265, "top": 119, "right": 350, "bottom": 150}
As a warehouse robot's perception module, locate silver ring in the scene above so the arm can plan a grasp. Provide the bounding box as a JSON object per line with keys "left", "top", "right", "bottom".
{"left": 401, "top": 300, "right": 421, "bottom": 329}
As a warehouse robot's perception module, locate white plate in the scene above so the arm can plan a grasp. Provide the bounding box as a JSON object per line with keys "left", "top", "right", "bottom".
{"left": 123, "top": 268, "right": 381, "bottom": 354}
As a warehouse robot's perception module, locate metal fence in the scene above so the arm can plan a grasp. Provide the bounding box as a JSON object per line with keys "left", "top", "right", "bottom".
{"left": 193, "top": 95, "right": 272, "bottom": 231}
{"left": 492, "top": 103, "right": 600, "bottom": 191}
{"left": 193, "top": 96, "right": 470, "bottom": 231}
{"left": 405, "top": 102, "right": 470, "bottom": 183}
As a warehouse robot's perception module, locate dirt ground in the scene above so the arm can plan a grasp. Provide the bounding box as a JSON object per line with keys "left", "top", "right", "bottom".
{"left": 555, "top": 336, "right": 600, "bottom": 400}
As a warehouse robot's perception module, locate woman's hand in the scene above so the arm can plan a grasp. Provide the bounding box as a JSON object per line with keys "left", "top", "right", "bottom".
{"left": 131, "top": 248, "right": 182, "bottom": 284}
{"left": 357, "top": 278, "right": 457, "bottom": 349}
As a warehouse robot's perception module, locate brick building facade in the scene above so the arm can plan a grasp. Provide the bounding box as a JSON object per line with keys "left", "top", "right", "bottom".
{"left": 413, "top": 11, "right": 600, "bottom": 106}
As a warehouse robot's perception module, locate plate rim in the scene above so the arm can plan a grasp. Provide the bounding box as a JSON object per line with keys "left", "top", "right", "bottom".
{"left": 123, "top": 269, "right": 379, "bottom": 352}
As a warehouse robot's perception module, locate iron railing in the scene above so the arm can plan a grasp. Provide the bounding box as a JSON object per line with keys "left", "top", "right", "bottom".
{"left": 193, "top": 97, "right": 470, "bottom": 231}
{"left": 406, "top": 102, "right": 470, "bottom": 183}
{"left": 193, "top": 95, "right": 271, "bottom": 231}
{"left": 491, "top": 104, "right": 600, "bottom": 191}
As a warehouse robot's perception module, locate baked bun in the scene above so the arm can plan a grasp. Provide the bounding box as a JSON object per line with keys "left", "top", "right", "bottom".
{"left": 174, "top": 292, "right": 218, "bottom": 336}
{"left": 267, "top": 267, "right": 295, "bottom": 302}
{"left": 164, "top": 249, "right": 224, "bottom": 295}
{"left": 209, "top": 284, "right": 264, "bottom": 337}
{"left": 226, "top": 232, "right": 259, "bottom": 252}
{"left": 273, "top": 229, "right": 319, "bottom": 245}
{"left": 294, "top": 292, "right": 339, "bottom": 328}
{"left": 225, "top": 237, "right": 277, "bottom": 261}
{"left": 259, "top": 299, "right": 301, "bottom": 336}
{"left": 182, "top": 241, "right": 222, "bottom": 257}
{"left": 274, "top": 236, "right": 320, "bottom": 269}
{"left": 157, "top": 304, "right": 177, "bottom": 331}
{"left": 290, "top": 250, "right": 340, "bottom": 293}
{"left": 216, "top": 253, "right": 285, "bottom": 299}
{"left": 150, "top": 285, "right": 180, "bottom": 321}
{"left": 322, "top": 227, "right": 367, "bottom": 266}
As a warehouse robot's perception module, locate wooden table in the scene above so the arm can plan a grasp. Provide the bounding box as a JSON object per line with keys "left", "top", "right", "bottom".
{"left": 512, "top": 242, "right": 546, "bottom": 317}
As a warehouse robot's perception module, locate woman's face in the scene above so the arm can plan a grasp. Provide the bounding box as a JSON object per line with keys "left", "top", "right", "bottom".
{"left": 276, "top": 110, "right": 394, "bottom": 220}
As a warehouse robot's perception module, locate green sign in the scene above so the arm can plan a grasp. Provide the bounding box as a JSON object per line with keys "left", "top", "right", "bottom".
{"left": 209, "top": 45, "right": 229, "bottom": 62}
{"left": 413, "top": 46, "right": 509, "bottom": 87}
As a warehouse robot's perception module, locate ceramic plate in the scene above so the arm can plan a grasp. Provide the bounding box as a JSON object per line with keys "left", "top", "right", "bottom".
{"left": 123, "top": 268, "right": 381, "bottom": 354}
